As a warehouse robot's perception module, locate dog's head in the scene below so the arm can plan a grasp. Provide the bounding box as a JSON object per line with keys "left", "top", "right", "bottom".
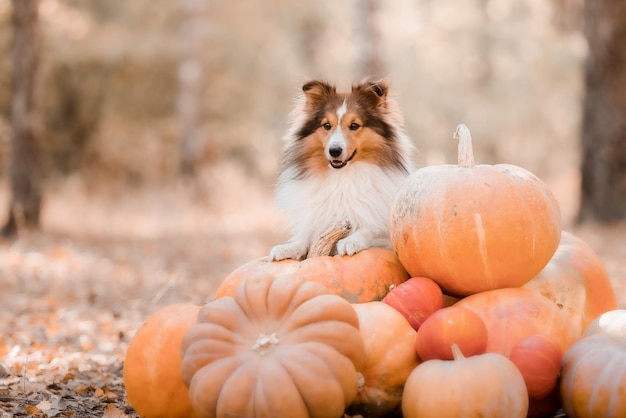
{"left": 283, "top": 79, "right": 410, "bottom": 177}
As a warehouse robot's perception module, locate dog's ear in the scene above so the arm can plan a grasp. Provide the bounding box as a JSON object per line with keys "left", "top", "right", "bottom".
{"left": 302, "top": 80, "right": 336, "bottom": 106}
{"left": 353, "top": 79, "right": 390, "bottom": 107}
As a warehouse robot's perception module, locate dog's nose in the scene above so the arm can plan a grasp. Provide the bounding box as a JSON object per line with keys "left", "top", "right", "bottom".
{"left": 329, "top": 146, "right": 343, "bottom": 158}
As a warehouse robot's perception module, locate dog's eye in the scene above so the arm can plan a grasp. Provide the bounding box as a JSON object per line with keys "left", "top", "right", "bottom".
{"left": 322, "top": 122, "right": 332, "bottom": 131}
{"left": 349, "top": 122, "right": 360, "bottom": 131}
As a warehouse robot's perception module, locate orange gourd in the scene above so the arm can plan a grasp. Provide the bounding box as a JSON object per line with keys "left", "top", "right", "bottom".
{"left": 402, "top": 344, "right": 528, "bottom": 418}
{"left": 560, "top": 332, "right": 626, "bottom": 418}
{"left": 382, "top": 276, "right": 443, "bottom": 331}
{"left": 123, "top": 303, "right": 200, "bottom": 418}
{"left": 456, "top": 287, "right": 578, "bottom": 356}
{"left": 524, "top": 231, "right": 618, "bottom": 337}
{"left": 389, "top": 124, "right": 561, "bottom": 296}
{"left": 508, "top": 334, "right": 562, "bottom": 400}
{"left": 216, "top": 246, "right": 408, "bottom": 303}
{"left": 181, "top": 274, "right": 365, "bottom": 418}
{"left": 414, "top": 306, "right": 488, "bottom": 361}
{"left": 347, "top": 302, "right": 420, "bottom": 417}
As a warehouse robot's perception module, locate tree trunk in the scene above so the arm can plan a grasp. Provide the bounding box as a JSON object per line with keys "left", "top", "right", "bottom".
{"left": 358, "top": 0, "right": 384, "bottom": 79}
{"left": 578, "top": 0, "right": 626, "bottom": 223}
{"left": 3, "top": 0, "right": 42, "bottom": 237}
{"left": 177, "top": 0, "right": 206, "bottom": 176}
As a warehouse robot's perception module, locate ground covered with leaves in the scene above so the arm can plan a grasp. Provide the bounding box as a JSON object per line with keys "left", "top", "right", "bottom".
{"left": 0, "top": 182, "right": 624, "bottom": 417}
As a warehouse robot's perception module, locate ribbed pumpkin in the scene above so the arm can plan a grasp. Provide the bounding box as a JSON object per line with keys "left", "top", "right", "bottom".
{"left": 347, "top": 302, "right": 420, "bottom": 417}
{"left": 402, "top": 344, "right": 528, "bottom": 418}
{"left": 123, "top": 303, "right": 200, "bottom": 418}
{"left": 524, "top": 230, "right": 618, "bottom": 337}
{"left": 560, "top": 333, "right": 626, "bottom": 418}
{"left": 389, "top": 124, "right": 561, "bottom": 296}
{"left": 181, "top": 274, "right": 365, "bottom": 418}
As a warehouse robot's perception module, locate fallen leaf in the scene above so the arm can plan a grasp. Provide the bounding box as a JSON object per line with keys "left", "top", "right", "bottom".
{"left": 101, "top": 404, "right": 128, "bottom": 418}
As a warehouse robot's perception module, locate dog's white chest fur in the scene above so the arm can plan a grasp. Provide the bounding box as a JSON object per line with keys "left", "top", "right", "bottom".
{"left": 276, "top": 162, "right": 407, "bottom": 249}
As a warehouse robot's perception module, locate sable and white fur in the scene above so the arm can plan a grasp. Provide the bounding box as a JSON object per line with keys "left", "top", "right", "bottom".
{"left": 269, "top": 79, "right": 414, "bottom": 261}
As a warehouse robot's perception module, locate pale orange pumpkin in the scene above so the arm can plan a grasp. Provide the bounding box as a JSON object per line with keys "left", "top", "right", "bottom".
{"left": 216, "top": 246, "right": 408, "bottom": 303}
{"left": 347, "top": 301, "right": 420, "bottom": 417}
{"left": 456, "top": 287, "right": 578, "bottom": 356}
{"left": 389, "top": 124, "right": 561, "bottom": 296}
{"left": 524, "top": 230, "right": 618, "bottom": 337}
{"left": 181, "top": 274, "right": 365, "bottom": 418}
{"left": 583, "top": 309, "right": 626, "bottom": 338}
{"left": 402, "top": 344, "right": 528, "bottom": 418}
{"left": 560, "top": 333, "right": 626, "bottom": 418}
{"left": 123, "top": 303, "right": 200, "bottom": 418}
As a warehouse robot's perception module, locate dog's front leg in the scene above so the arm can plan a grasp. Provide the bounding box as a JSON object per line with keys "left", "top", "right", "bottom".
{"left": 336, "top": 229, "right": 377, "bottom": 256}
{"left": 269, "top": 238, "right": 309, "bottom": 261}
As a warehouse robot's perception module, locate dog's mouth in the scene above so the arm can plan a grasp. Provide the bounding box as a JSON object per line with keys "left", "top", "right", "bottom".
{"left": 329, "top": 150, "right": 357, "bottom": 169}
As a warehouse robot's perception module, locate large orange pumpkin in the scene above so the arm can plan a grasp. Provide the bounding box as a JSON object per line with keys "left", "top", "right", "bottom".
{"left": 123, "top": 303, "right": 200, "bottom": 418}
{"left": 389, "top": 124, "right": 561, "bottom": 296}
{"left": 216, "top": 247, "right": 408, "bottom": 303}
{"left": 347, "top": 302, "right": 420, "bottom": 417}
{"left": 524, "top": 230, "right": 618, "bottom": 337}
{"left": 456, "top": 287, "right": 578, "bottom": 356}
{"left": 181, "top": 274, "right": 365, "bottom": 418}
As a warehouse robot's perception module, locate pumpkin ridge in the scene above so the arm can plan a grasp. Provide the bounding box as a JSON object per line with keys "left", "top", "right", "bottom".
{"left": 276, "top": 344, "right": 353, "bottom": 417}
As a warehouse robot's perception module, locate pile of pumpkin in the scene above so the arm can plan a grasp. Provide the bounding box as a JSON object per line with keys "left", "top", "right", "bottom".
{"left": 123, "top": 125, "right": 625, "bottom": 418}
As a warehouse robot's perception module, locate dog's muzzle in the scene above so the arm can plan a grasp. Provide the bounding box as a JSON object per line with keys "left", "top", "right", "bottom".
{"left": 329, "top": 149, "right": 357, "bottom": 169}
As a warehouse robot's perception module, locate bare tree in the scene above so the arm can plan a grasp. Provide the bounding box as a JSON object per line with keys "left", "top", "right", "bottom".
{"left": 177, "top": 0, "right": 206, "bottom": 175}
{"left": 358, "top": 0, "right": 384, "bottom": 79}
{"left": 3, "top": 0, "right": 42, "bottom": 237}
{"left": 578, "top": 0, "right": 626, "bottom": 222}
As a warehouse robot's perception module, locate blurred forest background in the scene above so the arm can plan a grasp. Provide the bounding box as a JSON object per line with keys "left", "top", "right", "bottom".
{"left": 1, "top": 0, "right": 626, "bottom": 416}
{"left": 0, "top": 0, "right": 590, "bottom": 234}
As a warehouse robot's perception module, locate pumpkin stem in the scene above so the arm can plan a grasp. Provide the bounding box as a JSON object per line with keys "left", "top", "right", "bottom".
{"left": 251, "top": 332, "right": 280, "bottom": 355}
{"left": 454, "top": 124, "right": 475, "bottom": 168}
{"left": 450, "top": 343, "right": 466, "bottom": 361}
{"left": 307, "top": 219, "right": 352, "bottom": 258}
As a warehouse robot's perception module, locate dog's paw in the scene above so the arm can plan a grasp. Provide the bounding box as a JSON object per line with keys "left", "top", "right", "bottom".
{"left": 336, "top": 237, "right": 368, "bottom": 256}
{"left": 269, "top": 243, "right": 308, "bottom": 261}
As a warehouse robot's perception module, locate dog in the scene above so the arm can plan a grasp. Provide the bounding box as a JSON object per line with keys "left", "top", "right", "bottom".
{"left": 269, "top": 79, "right": 414, "bottom": 261}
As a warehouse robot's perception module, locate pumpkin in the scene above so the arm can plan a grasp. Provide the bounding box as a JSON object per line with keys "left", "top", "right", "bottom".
{"left": 347, "top": 302, "right": 420, "bottom": 417}
{"left": 402, "top": 344, "right": 528, "bottom": 418}
{"left": 583, "top": 309, "right": 626, "bottom": 338}
{"left": 524, "top": 230, "right": 618, "bottom": 337}
{"left": 508, "top": 334, "right": 562, "bottom": 400}
{"left": 414, "top": 306, "right": 488, "bottom": 361}
{"left": 560, "top": 333, "right": 626, "bottom": 418}
{"left": 123, "top": 303, "right": 200, "bottom": 418}
{"left": 216, "top": 221, "right": 409, "bottom": 303}
{"left": 456, "top": 287, "right": 578, "bottom": 356}
{"left": 382, "top": 276, "right": 443, "bottom": 331}
{"left": 389, "top": 124, "right": 561, "bottom": 296}
{"left": 180, "top": 274, "right": 365, "bottom": 418}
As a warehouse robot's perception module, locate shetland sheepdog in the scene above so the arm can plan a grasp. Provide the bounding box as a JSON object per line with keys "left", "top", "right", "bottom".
{"left": 269, "top": 79, "right": 414, "bottom": 261}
